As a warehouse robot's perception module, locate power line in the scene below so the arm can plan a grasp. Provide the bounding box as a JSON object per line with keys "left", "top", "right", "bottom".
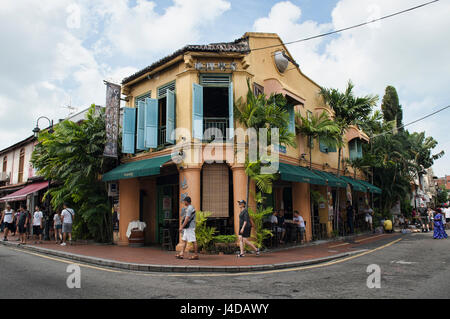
{"left": 251, "top": 0, "right": 440, "bottom": 52}
{"left": 371, "top": 104, "right": 450, "bottom": 139}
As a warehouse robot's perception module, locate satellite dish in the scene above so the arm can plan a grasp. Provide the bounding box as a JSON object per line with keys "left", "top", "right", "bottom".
{"left": 274, "top": 51, "right": 289, "bottom": 73}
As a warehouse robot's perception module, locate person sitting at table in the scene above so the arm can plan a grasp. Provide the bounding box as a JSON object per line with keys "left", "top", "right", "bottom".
{"left": 293, "top": 211, "right": 306, "bottom": 243}
{"left": 270, "top": 210, "right": 286, "bottom": 244}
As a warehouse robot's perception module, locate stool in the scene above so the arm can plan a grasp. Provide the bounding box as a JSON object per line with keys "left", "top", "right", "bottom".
{"left": 161, "top": 228, "right": 173, "bottom": 251}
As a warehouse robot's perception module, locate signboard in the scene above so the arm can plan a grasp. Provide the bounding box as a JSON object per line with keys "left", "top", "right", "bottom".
{"left": 103, "top": 81, "right": 121, "bottom": 158}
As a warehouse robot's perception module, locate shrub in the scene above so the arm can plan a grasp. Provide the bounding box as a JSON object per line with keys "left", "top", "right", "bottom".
{"left": 195, "top": 211, "right": 217, "bottom": 252}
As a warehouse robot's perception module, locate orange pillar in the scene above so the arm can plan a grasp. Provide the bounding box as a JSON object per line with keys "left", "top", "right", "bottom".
{"left": 118, "top": 178, "right": 140, "bottom": 246}
{"left": 232, "top": 165, "right": 247, "bottom": 236}
{"left": 292, "top": 182, "right": 312, "bottom": 242}
{"left": 176, "top": 166, "right": 201, "bottom": 251}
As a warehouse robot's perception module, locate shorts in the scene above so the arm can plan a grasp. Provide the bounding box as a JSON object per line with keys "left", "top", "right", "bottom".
{"left": 18, "top": 224, "right": 27, "bottom": 234}
{"left": 4, "top": 222, "right": 15, "bottom": 232}
{"left": 275, "top": 226, "right": 285, "bottom": 233}
{"left": 365, "top": 215, "right": 373, "bottom": 224}
{"left": 240, "top": 227, "right": 251, "bottom": 238}
{"left": 33, "top": 226, "right": 42, "bottom": 235}
{"left": 181, "top": 228, "right": 196, "bottom": 243}
{"left": 62, "top": 223, "right": 72, "bottom": 234}
{"left": 54, "top": 224, "right": 62, "bottom": 230}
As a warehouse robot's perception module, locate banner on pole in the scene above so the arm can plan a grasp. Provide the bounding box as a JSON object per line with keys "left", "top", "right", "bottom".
{"left": 103, "top": 81, "right": 121, "bottom": 158}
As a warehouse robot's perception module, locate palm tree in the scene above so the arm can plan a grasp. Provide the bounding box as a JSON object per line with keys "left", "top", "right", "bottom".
{"left": 295, "top": 111, "right": 340, "bottom": 169}
{"left": 235, "top": 81, "right": 297, "bottom": 204}
{"left": 318, "top": 80, "right": 378, "bottom": 231}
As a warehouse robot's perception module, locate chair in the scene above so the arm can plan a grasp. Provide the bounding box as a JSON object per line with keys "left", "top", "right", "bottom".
{"left": 161, "top": 228, "right": 174, "bottom": 251}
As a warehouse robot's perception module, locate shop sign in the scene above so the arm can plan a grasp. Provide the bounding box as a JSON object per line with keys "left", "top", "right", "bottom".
{"left": 195, "top": 62, "right": 237, "bottom": 71}
{"left": 103, "top": 81, "right": 121, "bottom": 158}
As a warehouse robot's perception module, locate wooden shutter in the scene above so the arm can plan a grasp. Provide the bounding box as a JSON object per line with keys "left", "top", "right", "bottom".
{"left": 122, "top": 107, "right": 136, "bottom": 154}
{"left": 192, "top": 83, "right": 204, "bottom": 140}
{"left": 202, "top": 164, "right": 229, "bottom": 218}
{"left": 144, "top": 98, "right": 158, "bottom": 149}
{"left": 136, "top": 101, "right": 146, "bottom": 150}
{"left": 166, "top": 90, "right": 175, "bottom": 144}
{"left": 228, "top": 82, "right": 234, "bottom": 140}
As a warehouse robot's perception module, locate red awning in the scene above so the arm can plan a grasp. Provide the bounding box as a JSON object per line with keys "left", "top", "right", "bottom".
{"left": 0, "top": 182, "right": 49, "bottom": 202}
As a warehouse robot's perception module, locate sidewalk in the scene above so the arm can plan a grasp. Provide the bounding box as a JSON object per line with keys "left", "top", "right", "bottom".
{"left": 0, "top": 232, "right": 398, "bottom": 273}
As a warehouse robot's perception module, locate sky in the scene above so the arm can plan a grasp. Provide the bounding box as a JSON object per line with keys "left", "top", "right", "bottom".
{"left": 0, "top": 0, "right": 448, "bottom": 176}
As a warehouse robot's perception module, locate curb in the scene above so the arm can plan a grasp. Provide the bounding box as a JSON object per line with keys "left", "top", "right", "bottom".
{"left": 0, "top": 240, "right": 367, "bottom": 274}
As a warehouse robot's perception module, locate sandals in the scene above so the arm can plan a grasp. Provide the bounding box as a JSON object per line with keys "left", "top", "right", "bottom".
{"left": 237, "top": 253, "right": 245, "bottom": 258}
{"left": 175, "top": 254, "right": 184, "bottom": 259}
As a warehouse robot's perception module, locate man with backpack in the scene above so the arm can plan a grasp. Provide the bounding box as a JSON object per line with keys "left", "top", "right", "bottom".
{"left": 61, "top": 203, "right": 75, "bottom": 246}
{"left": 175, "top": 196, "right": 199, "bottom": 260}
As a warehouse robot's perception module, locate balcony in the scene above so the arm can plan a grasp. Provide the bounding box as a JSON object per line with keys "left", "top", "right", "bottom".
{"left": 158, "top": 126, "right": 167, "bottom": 147}
{"left": 203, "top": 117, "right": 229, "bottom": 140}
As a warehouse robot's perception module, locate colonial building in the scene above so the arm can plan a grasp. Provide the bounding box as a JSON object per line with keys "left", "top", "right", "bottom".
{"left": 102, "top": 32, "right": 380, "bottom": 247}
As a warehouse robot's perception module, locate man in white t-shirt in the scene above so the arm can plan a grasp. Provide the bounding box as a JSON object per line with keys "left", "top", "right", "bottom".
{"left": 61, "top": 203, "right": 75, "bottom": 246}
{"left": 32, "top": 206, "right": 44, "bottom": 244}
{"left": 293, "top": 211, "right": 306, "bottom": 243}
{"left": 364, "top": 205, "right": 374, "bottom": 232}
{"left": 1, "top": 205, "right": 15, "bottom": 241}
{"left": 444, "top": 207, "right": 450, "bottom": 229}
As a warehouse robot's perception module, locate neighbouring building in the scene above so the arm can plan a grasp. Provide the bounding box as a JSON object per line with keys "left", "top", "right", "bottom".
{"left": 102, "top": 32, "right": 381, "bottom": 248}
{"left": 0, "top": 106, "right": 103, "bottom": 211}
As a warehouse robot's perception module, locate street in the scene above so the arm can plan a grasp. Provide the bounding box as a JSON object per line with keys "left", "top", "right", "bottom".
{"left": 0, "top": 232, "right": 448, "bottom": 299}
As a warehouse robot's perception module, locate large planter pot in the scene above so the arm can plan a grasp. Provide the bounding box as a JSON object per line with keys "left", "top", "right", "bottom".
{"left": 128, "top": 229, "right": 145, "bottom": 247}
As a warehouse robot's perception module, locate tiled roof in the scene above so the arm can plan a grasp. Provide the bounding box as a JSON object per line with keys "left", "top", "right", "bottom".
{"left": 122, "top": 37, "right": 250, "bottom": 85}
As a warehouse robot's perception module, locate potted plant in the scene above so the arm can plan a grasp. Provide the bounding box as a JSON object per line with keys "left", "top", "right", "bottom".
{"left": 213, "top": 235, "right": 238, "bottom": 254}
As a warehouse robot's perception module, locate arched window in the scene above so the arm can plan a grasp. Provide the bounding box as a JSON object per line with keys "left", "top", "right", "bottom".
{"left": 2, "top": 156, "right": 6, "bottom": 173}
{"left": 18, "top": 148, "right": 25, "bottom": 183}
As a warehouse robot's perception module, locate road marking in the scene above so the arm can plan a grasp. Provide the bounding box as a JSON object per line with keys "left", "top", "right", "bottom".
{"left": 5, "top": 238, "right": 402, "bottom": 278}
{"left": 328, "top": 234, "right": 387, "bottom": 248}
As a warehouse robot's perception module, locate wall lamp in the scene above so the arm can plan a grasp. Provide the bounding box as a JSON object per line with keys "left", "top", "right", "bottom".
{"left": 32, "top": 116, "right": 54, "bottom": 138}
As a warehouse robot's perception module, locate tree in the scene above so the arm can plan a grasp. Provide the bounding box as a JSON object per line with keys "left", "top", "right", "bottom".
{"left": 295, "top": 111, "right": 340, "bottom": 169}
{"left": 319, "top": 80, "right": 378, "bottom": 230}
{"left": 235, "top": 81, "right": 296, "bottom": 204}
{"left": 437, "top": 186, "right": 448, "bottom": 204}
{"left": 381, "top": 86, "right": 403, "bottom": 131}
{"left": 31, "top": 105, "right": 117, "bottom": 243}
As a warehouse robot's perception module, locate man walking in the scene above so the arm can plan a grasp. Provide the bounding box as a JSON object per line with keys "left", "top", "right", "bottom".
{"left": 364, "top": 204, "right": 374, "bottom": 232}
{"left": 1, "top": 205, "right": 15, "bottom": 241}
{"left": 176, "top": 197, "right": 199, "bottom": 260}
{"left": 346, "top": 201, "right": 355, "bottom": 235}
{"left": 419, "top": 203, "right": 429, "bottom": 232}
{"left": 61, "top": 203, "right": 75, "bottom": 246}
{"left": 17, "top": 205, "right": 29, "bottom": 245}
{"left": 237, "top": 200, "right": 259, "bottom": 257}
{"left": 32, "top": 206, "right": 44, "bottom": 244}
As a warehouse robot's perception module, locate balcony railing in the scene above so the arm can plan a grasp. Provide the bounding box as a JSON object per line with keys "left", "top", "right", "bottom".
{"left": 158, "top": 126, "right": 166, "bottom": 146}
{"left": 203, "top": 117, "right": 229, "bottom": 140}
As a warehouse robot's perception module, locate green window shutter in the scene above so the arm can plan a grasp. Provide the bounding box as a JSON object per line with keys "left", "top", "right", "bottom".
{"left": 349, "top": 139, "right": 358, "bottom": 160}
{"left": 144, "top": 98, "right": 158, "bottom": 149}
{"left": 357, "top": 140, "right": 363, "bottom": 158}
{"left": 319, "top": 137, "right": 328, "bottom": 153}
{"left": 166, "top": 90, "right": 176, "bottom": 144}
{"left": 192, "top": 83, "right": 204, "bottom": 140}
{"left": 136, "top": 101, "right": 147, "bottom": 150}
{"left": 122, "top": 107, "right": 136, "bottom": 154}
{"left": 228, "top": 82, "right": 234, "bottom": 140}
{"left": 288, "top": 105, "right": 295, "bottom": 134}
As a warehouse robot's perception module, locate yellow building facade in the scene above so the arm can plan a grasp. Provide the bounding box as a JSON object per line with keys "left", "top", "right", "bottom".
{"left": 103, "top": 32, "right": 375, "bottom": 247}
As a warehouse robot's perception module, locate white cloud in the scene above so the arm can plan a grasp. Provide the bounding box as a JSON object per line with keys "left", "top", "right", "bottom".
{"left": 253, "top": 0, "right": 450, "bottom": 176}
{"left": 90, "top": 0, "right": 231, "bottom": 58}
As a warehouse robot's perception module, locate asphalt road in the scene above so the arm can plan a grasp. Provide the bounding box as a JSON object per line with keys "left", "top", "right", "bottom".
{"left": 0, "top": 232, "right": 448, "bottom": 299}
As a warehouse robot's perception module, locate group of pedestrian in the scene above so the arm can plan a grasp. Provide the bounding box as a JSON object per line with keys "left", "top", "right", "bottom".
{"left": 0, "top": 203, "right": 75, "bottom": 246}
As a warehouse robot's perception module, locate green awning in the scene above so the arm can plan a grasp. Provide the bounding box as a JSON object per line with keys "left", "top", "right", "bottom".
{"left": 313, "top": 170, "right": 347, "bottom": 188}
{"left": 278, "top": 163, "right": 327, "bottom": 186}
{"left": 339, "top": 176, "right": 368, "bottom": 193}
{"left": 356, "top": 179, "right": 382, "bottom": 194}
{"left": 102, "top": 155, "right": 172, "bottom": 182}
